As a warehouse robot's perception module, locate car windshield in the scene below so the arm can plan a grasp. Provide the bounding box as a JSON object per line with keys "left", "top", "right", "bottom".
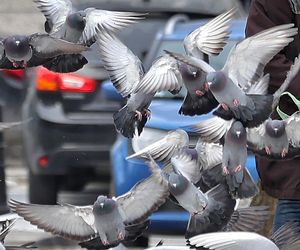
{"left": 154, "top": 39, "right": 237, "bottom": 99}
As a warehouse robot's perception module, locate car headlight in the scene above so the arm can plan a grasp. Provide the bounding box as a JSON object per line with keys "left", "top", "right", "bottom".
{"left": 131, "top": 128, "right": 169, "bottom": 153}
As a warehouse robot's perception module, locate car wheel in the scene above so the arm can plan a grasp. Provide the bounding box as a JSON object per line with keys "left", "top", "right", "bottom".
{"left": 29, "top": 172, "right": 61, "bottom": 204}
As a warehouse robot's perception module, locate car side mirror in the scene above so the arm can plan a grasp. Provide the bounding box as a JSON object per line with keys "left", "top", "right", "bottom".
{"left": 101, "top": 80, "right": 124, "bottom": 101}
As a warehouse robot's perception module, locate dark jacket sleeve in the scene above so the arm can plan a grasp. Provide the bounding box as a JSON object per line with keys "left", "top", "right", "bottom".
{"left": 245, "top": 0, "right": 300, "bottom": 96}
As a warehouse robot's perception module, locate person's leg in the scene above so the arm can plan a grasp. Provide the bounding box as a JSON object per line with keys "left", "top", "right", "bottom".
{"left": 273, "top": 199, "right": 300, "bottom": 233}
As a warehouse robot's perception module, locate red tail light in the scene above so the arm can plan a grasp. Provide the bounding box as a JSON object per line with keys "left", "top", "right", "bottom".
{"left": 1, "top": 69, "right": 25, "bottom": 80}
{"left": 38, "top": 155, "right": 48, "bottom": 168}
{"left": 36, "top": 67, "right": 97, "bottom": 93}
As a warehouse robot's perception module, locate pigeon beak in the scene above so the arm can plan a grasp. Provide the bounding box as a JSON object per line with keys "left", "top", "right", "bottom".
{"left": 100, "top": 203, "right": 104, "bottom": 208}
{"left": 274, "top": 128, "right": 278, "bottom": 135}
{"left": 207, "top": 81, "right": 212, "bottom": 86}
{"left": 236, "top": 131, "right": 241, "bottom": 138}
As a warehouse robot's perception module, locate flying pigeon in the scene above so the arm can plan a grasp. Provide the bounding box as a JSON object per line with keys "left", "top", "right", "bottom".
{"left": 179, "top": 8, "right": 235, "bottom": 116}
{"left": 9, "top": 159, "right": 169, "bottom": 248}
{"left": 0, "top": 34, "right": 87, "bottom": 71}
{"left": 165, "top": 23, "right": 298, "bottom": 127}
{"left": 188, "top": 222, "right": 300, "bottom": 250}
{"left": 34, "top": 0, "right": 146, "bottom": 72}
{"left": 247, "top": 111, "right": 300, "bottom": 160}
{"left": 97, "top": 30, "right": 183, "bottom": 138}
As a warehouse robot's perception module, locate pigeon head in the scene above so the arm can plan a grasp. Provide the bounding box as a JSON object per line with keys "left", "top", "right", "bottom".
{"left": 206, "top": 71, "right": 226, "bottom": 92}
{"left": 168, "top": 173, "right": 189, "bottom": 196}
{"left": 228, "top": 121, "right": 246, "bottom": 142}
{"left": 265, "top": 119, "right": 286, "bottom": 138}
{"left": 179, "top": 63, "right": 201, "bottom": 81}
{"left": 3, "top": 36, "right": 32, "bottom": 66}
{"left": 93, "top": 196, "right": 116, "bottom": 215}
{"left": 67, "top": 11, "right": 87, "bottom": 31}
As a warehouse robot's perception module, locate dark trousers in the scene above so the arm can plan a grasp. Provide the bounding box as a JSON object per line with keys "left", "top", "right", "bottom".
{"left": 273, "top": 199, "right": 300, "bottom": 233}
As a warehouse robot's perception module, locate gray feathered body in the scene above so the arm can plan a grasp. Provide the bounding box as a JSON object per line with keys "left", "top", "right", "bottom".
{"left": 127, "top": 91, "right": 154, "bottom": 112}
{"left": 212, "top": 76, "right": 254, "bottom": 110}
{"left": 93, "top": 202, "right": 126, "bottom": 245}
{"left": 170, "top": 176, "right": 207, "bottom": 214}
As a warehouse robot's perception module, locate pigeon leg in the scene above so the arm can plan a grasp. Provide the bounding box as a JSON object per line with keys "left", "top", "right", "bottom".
{"left": 232, "top": 99, "right": 239, "bottom": 107}
{"left": 195, "top": 90, "right": 204, "bottom": 96}
{"left": 12, "top": 61, "right": 18, "bottom": 68}
{"left": 143, "top": 109, "right": 151, "bottom": 119}
{"left": 223, "top": 166, "right": 229, "bottom": 175}
{"left": 135, "top": 111, "right": 143, "bottom": 121}
{"left": 221, "top": 103, "right": 229, "bottom": 111}
{"left": 101, "top": 238, "right": 109, "bottom": 246}
{"left": 281, "top": 148, "right": 288, "bottom": 158}
{"left": 22, "top": 61, "right": 27, "bottom": 67}
{"left": 265, "top": 146, "right": 272, "bottom": 155}
{"left": 117, "top": 231, "right": 125, "bottom": 240}
{"left": 234, "top": 165, "right": 242, "bottom": 172}
{"left": 204, "top": 82, "right": 209, "bottom": 91}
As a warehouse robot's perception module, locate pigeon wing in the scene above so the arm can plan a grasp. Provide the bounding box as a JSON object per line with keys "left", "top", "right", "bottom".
{"left": 29, "top": 34, "right": 88, "bottom": 58}
{"left": 96, "top": 29, "right": 144, "bottom": 97}
{"left": 134, "top": 54, "right": 183, "bottom": 94}
{"left": 116, "top": 159, "right": 169, "bottom": 224}
{"left": 33, "top": 0, "right": 72, "bottom": 34}
{"left": 8, "top": 199, "right": 96, "bottom": 241}
{"left": 80, "top": 9, "right": 146, "bottom": 46}
{"left": 223, "top": 23, "right": 298, "bottom": 89}
{"left": 184, "top": 8, "right": 235, "bottom": 56}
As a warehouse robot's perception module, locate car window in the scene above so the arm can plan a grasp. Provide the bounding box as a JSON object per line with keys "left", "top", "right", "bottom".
{"left": 154, "top": 39, "right": 237, "bottom": 99}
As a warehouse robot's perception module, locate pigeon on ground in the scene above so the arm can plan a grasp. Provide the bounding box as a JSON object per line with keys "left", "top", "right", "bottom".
{"left": 179, "top": 8, "right": 235, "bottom": 116}
{"left": 166, "top": 23, "right": 298, "bottom": 127}
{"left": 34, "top": 0, "right": 146, "bottom": 72}
{"left": 188, "top": 222, "right": 300, "bottom": 250}
{"left": 9, "top": 159, "right": 169, "bottom": 249}
{"left": 0, "top": 34, "right": 87, "bottom": 71}
{"left": 97, "top": 30, "right": 183, "bottom": 138}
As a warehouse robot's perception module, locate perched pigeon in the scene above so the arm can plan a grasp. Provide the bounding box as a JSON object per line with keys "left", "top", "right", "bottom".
{"left": 9, "top": 159, "right": 169, "bottom": 248}
{"left": 166, "top": 23, "right": 298, "bottom": 127}
{"left": 0, "top": 34, "right": 87, "bottom": 71}
{"left": 179, "top": 9, "right": 235, "bottom": 116}
{"left": 97, "top": 31, "right": 183, "bottom": 138}
{"left": 34, "top": 0, "right": 146, "bottom": 72}
{"left": 188, "top": 222, "right": 300, "bottom": 250}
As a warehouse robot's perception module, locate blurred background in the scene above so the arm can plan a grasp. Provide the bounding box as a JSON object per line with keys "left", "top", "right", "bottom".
{"left": 0, "top": 0, "right": 275, "bottom": 249}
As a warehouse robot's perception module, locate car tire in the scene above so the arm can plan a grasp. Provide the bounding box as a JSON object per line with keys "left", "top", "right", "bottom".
{"left": 29, "top": 172, "right": 60, "bottom": 205}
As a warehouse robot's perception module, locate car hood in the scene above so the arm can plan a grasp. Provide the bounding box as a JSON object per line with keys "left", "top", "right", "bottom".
{"left": 147, "top": 99, "right": 213, "bottom": 130}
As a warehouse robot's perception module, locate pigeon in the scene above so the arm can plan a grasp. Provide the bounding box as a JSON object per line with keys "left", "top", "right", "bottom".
{"left": 165, "top": 23, "right": 298, "bottom": 127}
{"left": 222, "top": 121, "right": 249, "bottom": 198}
{"left": 8, "top": 159, "right": 169, "bottom": 248}
{"left": 34, "top": 0, "right": 146, "bottom": 72}
{"left": 97, "top": 30, "right": 183, "bottom": 138}
{"left": 179, "top": 8, "right": 235, "bottom": 116}
{"left": 148, "top": 157, "right": 236, "bottom": 239}
{"left": 247, "top": 111, "right": 300, "bottom": 160}
{"left": 0, "top": 34, "right": 87, "bottom": 71}
{"left": 188, "top": 222, "right": 300, "bottom": 250}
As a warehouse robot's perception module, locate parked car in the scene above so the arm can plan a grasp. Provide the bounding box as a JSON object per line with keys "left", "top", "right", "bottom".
{"left": 108, "top": 18, "right": 260, "bottom": 235}
{"left": 21, "top": 1, "right": 244, "bottom": 204}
